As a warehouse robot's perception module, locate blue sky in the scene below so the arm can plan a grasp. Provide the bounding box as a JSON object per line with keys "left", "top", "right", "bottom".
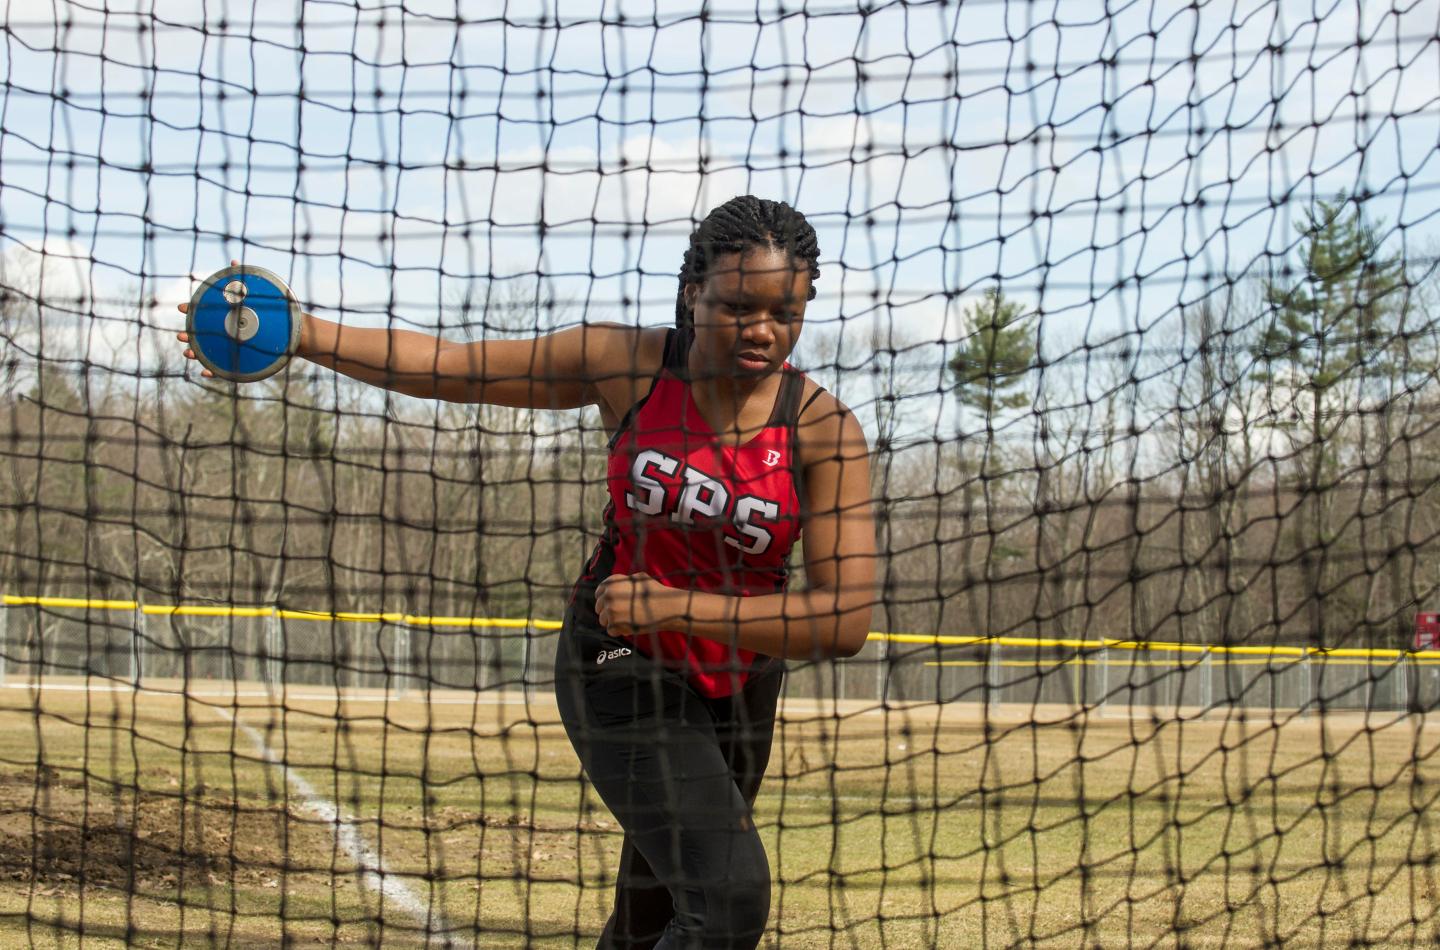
{"left": 1, "top": 0, "right": 1437, "bottom": 441}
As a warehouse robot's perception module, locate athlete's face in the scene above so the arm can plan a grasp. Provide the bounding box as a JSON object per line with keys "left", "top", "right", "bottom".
{"left": 684, "top": 246, "right": 810, "bottom": 379}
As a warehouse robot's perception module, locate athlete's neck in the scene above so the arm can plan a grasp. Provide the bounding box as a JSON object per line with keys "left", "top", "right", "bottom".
{"left": 685, "top": 351, "right": 784, "bottom": 441}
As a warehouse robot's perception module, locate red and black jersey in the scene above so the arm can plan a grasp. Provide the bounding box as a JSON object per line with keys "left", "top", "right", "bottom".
{"left": 570, "top": 327, "right": 819, "bottom": 698}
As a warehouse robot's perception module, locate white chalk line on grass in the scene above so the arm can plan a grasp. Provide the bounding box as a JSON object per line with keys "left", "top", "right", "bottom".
{"left": 210, "top": 705, "right": 473, "bottom": 949}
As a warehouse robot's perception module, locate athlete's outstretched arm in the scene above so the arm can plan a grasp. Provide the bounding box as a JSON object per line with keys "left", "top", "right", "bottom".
{"left": 294, "top": 315, "right": 645, "bottom": 408}
{"left": 596, "top": 394, "right": 879, "bottom": 659}
{"left": 176, "top": 265, "right": 653, "bottom": 411}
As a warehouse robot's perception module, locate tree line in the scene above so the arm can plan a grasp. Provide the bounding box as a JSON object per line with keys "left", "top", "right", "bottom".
{"left": 3, "top": 193, "right": 1439, "bottom": 654}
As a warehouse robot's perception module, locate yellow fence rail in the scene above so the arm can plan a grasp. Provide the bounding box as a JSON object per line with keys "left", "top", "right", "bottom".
{"left": 2, "top": 594, "right": 564, "bottom": 631}
{"left": 6, "top": 593, "right": 1439, "bottom": 661}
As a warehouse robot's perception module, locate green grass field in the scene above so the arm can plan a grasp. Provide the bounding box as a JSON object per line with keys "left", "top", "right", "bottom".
{"left": 0, "top": 679, "right": 1436, "bottom": 948}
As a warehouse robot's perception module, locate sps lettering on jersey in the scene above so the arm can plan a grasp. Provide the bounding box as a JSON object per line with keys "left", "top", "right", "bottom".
{"left": 623, "top": 448, "right": 781, "bottom": 555}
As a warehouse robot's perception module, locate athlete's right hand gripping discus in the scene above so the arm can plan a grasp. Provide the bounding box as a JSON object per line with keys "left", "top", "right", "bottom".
{"left": 186, "top": 264, "right": 302, "bottom": 382}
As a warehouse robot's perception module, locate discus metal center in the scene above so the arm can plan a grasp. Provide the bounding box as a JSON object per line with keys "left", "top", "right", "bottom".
{"left": 225, "top": 305, "right": 261, "bottom": 342}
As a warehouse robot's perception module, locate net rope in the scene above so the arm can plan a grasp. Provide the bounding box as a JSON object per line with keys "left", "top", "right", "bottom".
{"left": 2, "top": 1, "right": 1440, "bottom": 946}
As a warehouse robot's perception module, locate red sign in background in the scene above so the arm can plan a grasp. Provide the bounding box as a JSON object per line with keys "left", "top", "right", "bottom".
{"left": 1416, "top": 613, "right": 1440, "bottom": 650}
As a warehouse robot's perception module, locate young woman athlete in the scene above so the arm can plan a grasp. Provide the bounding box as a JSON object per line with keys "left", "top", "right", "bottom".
{"left": 177, "top": 196, "right": 878, "bottom": 949}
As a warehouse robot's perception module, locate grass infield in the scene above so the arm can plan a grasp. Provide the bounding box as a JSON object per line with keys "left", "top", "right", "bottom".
{"left": 0, "top": 679, "right": 1436, "bottom": 948}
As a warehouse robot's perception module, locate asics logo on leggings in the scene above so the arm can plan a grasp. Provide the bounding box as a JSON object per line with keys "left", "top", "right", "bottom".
{"left": 596, "top": 646, "right": 631, "bottom": 666}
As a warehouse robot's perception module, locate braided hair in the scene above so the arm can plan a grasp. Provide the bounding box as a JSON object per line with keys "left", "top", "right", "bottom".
{"left": 675, "top": 196, "right": 821, "bottom": 329}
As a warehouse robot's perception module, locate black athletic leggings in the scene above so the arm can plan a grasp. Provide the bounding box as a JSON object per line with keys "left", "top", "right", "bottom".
{"left": 554, "top": 610, "right": 783, "bottom": 950}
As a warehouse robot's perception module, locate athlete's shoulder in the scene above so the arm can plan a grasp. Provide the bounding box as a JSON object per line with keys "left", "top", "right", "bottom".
{"left": 585, "top": 324, "right": 672, "bottom": 417}
{"left": 791, "top": 375, "right": 868, "bottom": 466}
{"left": 583, "top": 323, "right": 669, "bottom": 372}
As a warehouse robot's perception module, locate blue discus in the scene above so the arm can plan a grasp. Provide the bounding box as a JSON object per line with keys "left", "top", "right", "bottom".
{"left": 186, "top": 264, "right": 302, "bottom": 382}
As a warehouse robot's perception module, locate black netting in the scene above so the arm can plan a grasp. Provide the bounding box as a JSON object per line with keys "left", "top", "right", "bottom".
{"left": 2, "top": 2, "right": 1440, "bottom": 947}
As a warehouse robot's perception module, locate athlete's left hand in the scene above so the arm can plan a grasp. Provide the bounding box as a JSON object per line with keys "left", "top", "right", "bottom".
{"left": 596, "top": 572, "right": 676, "bottom": 636}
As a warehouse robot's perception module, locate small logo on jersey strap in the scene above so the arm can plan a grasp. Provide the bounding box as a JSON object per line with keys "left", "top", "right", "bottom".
{"left": 762, "top": 449, "right": 782, "bottom": 466}
{"left": 596, "top": 646, "right": 632, "bottom": 666}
